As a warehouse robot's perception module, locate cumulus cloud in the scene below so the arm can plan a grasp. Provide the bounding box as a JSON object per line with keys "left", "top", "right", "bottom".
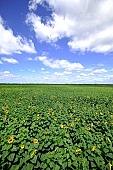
{"left": 85, "top": 68, "right": 93, "bottom": 72}
{"left": 0, "top": 69, "right": 112, "bottom": 84}
{"left": 41, "top": 71, "right": 49, "bottom": 74}
{"left": 93, "top": 68, "right": 108, "bottom": 74}
{"left": 37, "top": 56, "right": 84, "bottom": 71}
{"left": 0, "top": 71, "right": 14, "bottom": 79}
{"left": 0, "top": 60, "right": 3, "bottom": 64}
{"left": 0, "top": 16, "right": 36, "bottom": 55}
{"left": 79, "top": 73, "right": 87, "bottom": 77}
{"left": 27, "top": 57, "right": 33, "bottom": 60}
{"left": 27, "top": 0, "right": 113, "bottom": 53}
{"left": 54, "top": 71, "right": 72, "bottom": 77}
{"left": 54, "top": 72, "right": 64, "bottom": 76}
{"left": 28, "top": 69, "right": 36, "bottom": 72}
{"left": 28, "top": 0, "right": 40, "bottom": 11}
{"left": 1, "top": 57, "right": 18, "bottom": 64}
{"left": 26, "top": 12, "right": 74, "bottom": 43}
{"left": 63, "top": 71, "right": 72, "bottom": 75}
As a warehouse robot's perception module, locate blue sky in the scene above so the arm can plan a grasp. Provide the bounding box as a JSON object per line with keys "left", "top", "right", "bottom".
{"left": 0, "top": 0, "right": 113, "bottom": 84}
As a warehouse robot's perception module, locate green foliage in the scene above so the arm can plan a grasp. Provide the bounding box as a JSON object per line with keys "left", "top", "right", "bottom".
{"left": 0, "top": 84, "right": 113, "bottom": 170}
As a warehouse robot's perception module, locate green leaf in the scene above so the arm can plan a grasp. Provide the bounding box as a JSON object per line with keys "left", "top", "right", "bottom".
{"left": 11, "top": 145, "right": 17, "bottom": 151}
{"left": 34, "top": 161, "right": 40, "bottom": 168}
{"left": 68, "top": 159, "right": 71, "bottom": 167}
{"left": 67, "top": 153, "right": 70, "bottom": 159}
{"left": 88, "top": 156, "right": 93, "bottom": 162}
{"left": 6, "top": 144, "right": 12, "bottom": 150}
{"left": 70, "top": 153, "right": 76, "bottom": 161}
{"left": 46, "top": 168, "right": 51, "bottom": 170}
{"left": 14, "top": 155, "right": 19, "bottom": 163}
{"left": 103, "top": 148, "right": 109, "bottom": 153}
{"left": 47, "top": 158, "right": 50, "bottom": 164}
{"left": 95, "top": 149, "right": 101, "bottom": 155}
{"left": 23, "top": 153, "right": 30, "bottom": 162}
{"left": 50, "top": 144, "right": 54, "bottom": 150}
{"left": 41, "top": 163, "right": 47, "bottom": 169}
{"left": 49, "top": 161, "right": 54, "bottom": 168}
{"left": 19, "top": 158, "right": 25, "bottom": 167}
{"left": 65, "top": 133, "right": 70, "bottom": 138}
{"left": 91, "top": 162, "right": 96, "bottom": 168}
{"left": 31, "top": 155, "right": 37, "bottom": 164}
{"left": 55, "top": 164, "right": 60, "bottom": 170}
{"left": 10, "top": 165, "right": 19, "bottom": 170}
{"left": 62, "top": 162, "right": 67, "bottom": 169}
{"left": 106, "top": 153, "right": 113, "bottom": 159}
{"left": 94, "top": 157, "right": 101, "bottom": 167}
{"left": 7, "top": 153, "right": 15, "bottom": 162}
{"left": 59, "top": 141, "right": 63, "bottom": 146}
{"left": 72, "top": 161, "right": 78, "bottom": 168}
{"left": 2, "top": 144, "right": 8, "bottom": 150}
{"left": 2, "top": 150, "right": 9, "bottom": 159}
{"left": 58, "top": 159, "right": 62, "bottom": 165}
{"left": 22, "top": 163, "right": 33, "bottom": 170}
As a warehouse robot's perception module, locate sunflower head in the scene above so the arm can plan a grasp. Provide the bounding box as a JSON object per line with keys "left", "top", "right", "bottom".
{"left": 33, "top": 138, "right": 38, "bottom": 144}
{"left": 91, "top": 146, "right": 96, "bottom": 151}
{"left": 30, "top": 150, "right": 37, "bottom": 157}
{"left": 86, "top": 127, "right": 91, "bottom": 131}
{"left": 60, "top": 124, "right": 64, "bottom": 128}
{"left": 8, "top": 135, "right": 14, "bottom": 144}
{"left": 104, "top": 121, "right": 108, "bottom": 125}
{"left": 8, "top": 138, "right": 14, "bottom": 144}
{"left": 107, "top": 137, "right": 111, "bottom": 143}
{"left": 75, "top": 148, "right": 82, "bottom": 153}
{"left": 5, "top": 110, "right": 9, "bottom": 114}
{"left": 54, "top": 117, "right": 57, "bottom": 121}
{"left": 20, "top": 144, "right": 25, "bottom": 149}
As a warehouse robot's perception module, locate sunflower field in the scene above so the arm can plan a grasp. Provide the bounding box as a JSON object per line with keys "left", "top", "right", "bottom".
{"left": 0, "top": 84, "right": 113, "bottom": 170}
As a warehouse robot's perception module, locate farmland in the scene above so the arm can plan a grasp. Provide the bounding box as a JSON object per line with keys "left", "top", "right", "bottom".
{"left": 0, "top": 84, "right": 113, "bottom": 170}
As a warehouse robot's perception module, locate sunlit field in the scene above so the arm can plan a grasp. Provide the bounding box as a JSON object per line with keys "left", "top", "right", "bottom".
{"left": 0, "top": 84, "right": 113, "bottom": 170}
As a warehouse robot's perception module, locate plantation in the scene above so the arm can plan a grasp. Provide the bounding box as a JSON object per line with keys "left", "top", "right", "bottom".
{"left": 0, "top": 84, "right": 113, "bottom": 170}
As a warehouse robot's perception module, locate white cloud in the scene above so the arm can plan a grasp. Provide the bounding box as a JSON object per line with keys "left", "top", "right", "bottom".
{"left": 1, "top": 57, "right": 18, "bottom": 64}
{"left": 88, "top": 72, "right": 94, "bottom": 76}
{"left": 0, "top": 69, "right": 112, "bottom": 84}
{"left": 29, "top": 69, "right": 36, "bottom": 72}
{"left": 80, "top": 73, "right": 87, "bottom": 77}
{"left": 27, "top": 57, "right": 33, "bottom": 60}
{"left": 3, "top": 71, "right": 12, "bottom": 76}
{"left": 37, "top": 56, "right": 84, "bottom": 71}
{"left": 0, "top": 60, "right": 3, "bottom": 64}
{"left": 97, "top": 63, "right": 104, "bottom": 67}
{"left": 85, "top": 68, "right": 93, "bottom": 72}
{"left": 42, "top": 71, "right": 49, "bottom": 74}
{"left": 0, "top": 16, "right": 36, "bottom": 55}
{"left": 63, "top": 71, "right": 72, "bottom": 75}
{"left": 26, "top": 12, "right": 74, "bottom": 43}
{"left": 28, "top": 0, "right": 40, "bottom": 11}
{"left": 54, "top": 72, "right": 64, "bottom": 76}
{"left": 27, "top": 0, "right": 113, "bottom": 53}
{"left": 104, "top": 74, "right": 113, "bottom": 78}
{"left": 93, "top": 68, "right": 108, "bottom": 74}
{"left": 41, "top": 67, "right": 50, "bottom": 74}
{"left": 41, "top": 67, "right": 45, "bottom": 70}
{"left": 0, "top": 71, "right": 14, "bottom": 79}
{"left": 54, "top": 71, "right": 72, "bottom": 77}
